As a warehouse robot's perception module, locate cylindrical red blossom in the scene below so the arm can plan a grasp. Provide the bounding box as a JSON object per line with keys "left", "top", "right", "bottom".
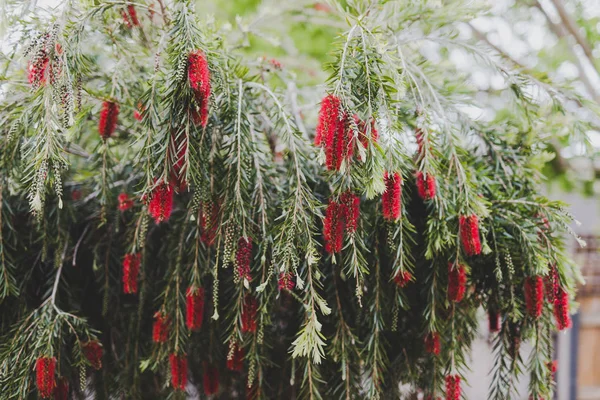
{"left": 169, "top": 353, "right": 188, "bottom": 391}
{"left": 323, "top": 199, "right": 346, "bottom": 254}
{"left": 200, "top": 200, "right": 220, "bottom": 246}
{"left": 98, "top": 101, "right": 119, "bottom": 139}
{"left": 227, "top": 342, "right": 245, "bottom": 371}
{"left": 488, "top": 309, "right": 501, "bottom": 333}
{"left": 236, "top": 237, "right": 253, "bottom": 282}
{"left": 118, "top": 192, "right": 134, "bottom": 211}
{"left": 122, "top": 252, "right": 141, "bottom": 294}
{"left": 28, "top": 55, "right": 49, "bottom": 87}
{"left": 424, "top": 332, "right": 441, "bottom": 355}
{"left": 148, "top": 182, "right": 174, "bottom": 224}
{"left": 382, "top": 171, "right": 402, "bottom": 221}
{"left": 544, "top": 264, "right": 558, "bottom": 303}
{"left": 127, "top": 5, "right": 140, "bottom": 26}
{"left": 53, "top": 377, "right": 69, "bottom": 400}
{"left": 152, "top": 311, "right": 169, "bottom": 343}
{"left": 121, "top": 10, "right": 132, "bottom": 28}
{"left": 554, "top": 286, "right": 572, "bottom": 330}
{"left": 278, "top": 271, "right": 295, "bottom": 291}
{"left": 324, "top": 111, "right": 352, "bottom": 171}
{"left": 448, "top": 263, "right": 467, "bottom": 302}
{"left": 445, "top": 375, "right": 461, "bottom": 400}
{"left": 35, "top": 357, "right": 56, "bottom": 399}
{"left": 459, "top": 214, "right": 482, "bottom": 256}
{"left": 203, "top": 363, "right": 220, "bottom": 395}
{"left": 524, "top": 276, "right": 544, "bottom": 318}
{"left": 185, "top": 287, "right": 205, "bottom": 331}
{"left": 188, "top": 50, "right": 211, "bottom": 128}
{"left": 241, "top": 294, "right": 258, "bottom": 333}
{"left": 314, "top": 94, "right": 341, "bottom": 147}
{"left": 82, "top": 340, "right": 103, "bottom": 370}
{"left": 393, "top": 270, "right": 412, "bottom": 288}
{"left": 416, "top": 171, "right": 436, "bottom": 200}
{"left": 340, "top": 191, "right": 360, "bottom": 233}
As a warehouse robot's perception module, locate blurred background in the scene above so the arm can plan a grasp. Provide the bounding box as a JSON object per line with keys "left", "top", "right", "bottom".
{"left": 2, "top": 0, "right": 600, "bottom": 398}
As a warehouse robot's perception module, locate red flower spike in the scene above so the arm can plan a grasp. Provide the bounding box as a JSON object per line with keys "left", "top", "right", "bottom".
{"left": 314, "top": 94, "right": 341, "bottom": 146}
{"left": 28, "top": 56, "right": 49, "bottom": 87}
{"left": 203, "top": 363, "right": 220, "bottom": 395}
{"left": 152, "top": 311, "right": 169, "bottom": 343}
{"left": 53, "top": 377, "right": 69, "bottom": 400}
{"left": 459, "top": 214, "right": 482, "bottom": 256}
{"left": 122, "top": 252, "right": 141, "bottom": 294}
{"left": 544, "top": 264, "right": 558, "bottom": 303}
{"left": 488, "top": 309, "right": 501, "bottom": 333}
{"left": 169, "top": 353, "right": 188, "bottom": 391}
{"left": 185, "top": 287, "right": 205, "bottom": 331}
{"left": 121, "top": 10, "right": 132, "bottom": 28}
{"left": 35, "top": 357, "right": 56, "bottom": 399}
{"left": 241, "top": 294, "right": 258, "bottom": 333}
{"left": 227, "top": 342, "right": 245, "bottom": 371}
{"left": 82, "top": 340, "right": 103, "bottom": 370}
{"left": 118, "top": 192, "right": 134, "bottom": 211}
{"left": 554, "top": 286, "right": 572, "bottom": 330}
{"left": 200, "top": 200, "right": 220, "bottom": 246}
{"left": 71, "top": 189, "right": 82, "bottom": 201}
{"left": 315, "top": 95, "right": 352, "bottom": 171}
{"left": 393, "top": 270, "right": 412, "bottom": 288}
{"left": 445, "top": 375, "right": 461, "bottom": 400}
{"left": 236, "top": 237, "right": 253, "bottom": 282}
{"left": 524, "top": 276, "right": 544, "bottom": 318}
{"left": 382, "top": 171, "right": 402, "bottom": 221}
{"left": 148, "top": 182, "right": 173, "bottom": 224}
{"left": 340, "top": 191, "right": 360, "bottom": 233}
{"left": 98, "top": 101, "right": 119, "bottom": 139}
{"left": 448, "top": 263, "right": 467, "bottom": 302}
{"left": 323, "top": 199, "right": 346, "bottom": 254}
{"left": 127, "top": 5, "right": 140, "bottom": 26}
{"left": 278, "top": 272, "right": 295, "bottom": 290}
{"left": 424, "top": 332, "right": 441, "bottom": 355}
{"left": 188, "top": 50, "right": 211, "bottom": 128}
{"left": 416, "top": 171, "right": 436, "bottom": 200}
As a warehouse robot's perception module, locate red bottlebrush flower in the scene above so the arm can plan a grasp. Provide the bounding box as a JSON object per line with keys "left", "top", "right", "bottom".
{"left": 416, "top": 171, "right": 436, "bottom": 200}
{"left": 71, "top": 189, "right": 82, "bottom": 201}
{"left": 447, "top": 263, "right": 467, "bottom": 302}
{"left": 241, "top": 294, "right": 258, "bottom": 333}
{"left": 445, "top": 375, "right": 461, "bottom": 400}
{"left": 203, "top": 363, "right": 220, "bottom": 395}
{"left": 127, "top": 5, "right": 140, "bottom": 26}
{"left": 82, "top": 340, "right": 103, "bottom": 370}
{"left": 53, "top": 377, "right": 69, "bottom": 400}
{"left": 148, "top": 182, "right": 174, "bottom": 224}
{"left": 98, "top": 101, "right": 119, "bottom": 139}
{"left": 118, "top": 192, "right": 134, "bottom": 211}
{"left": 200, "top": 200, "right": 220, "bottom": 246}
{"left": 393, "top": 270, "right": 412, "bottom": 288}
{"left": 121, "top": 10, "right": 132, "bottom": 28}
{"left": 28, "top": 56, "right": 49, "bottom": 87}
{"left": 169, "top": 133, "right": 189, "bottom": 191}
{"left": 353, "top": 114, "right": 378, "bottom": 148}
{"left": 314, "top": 94, "right": 340, "bottom": 146}
{"left": 169, "top": 353, "right": 188, "bottom": 391}
{"left": 152, "top": 311, "right": 169, "bottom": 343}
{"left": 227, "top": 342, "right": 245, "bottom": 371}
{"left": 544, "top": 264, "right": 558, "bottom": 303}
{"left": 323, "top": 199, "right": 346, "bottom": 253}
{"left": 424, "top": 332, "right": 441, "bottom": 355}
{"left": 459, "top": 214, "right": 482, "bottom": 256}
{"left": 185, "top": 287, "right": 205, "bottom": 331}
{"left": 278, "top": 271, "right": 295, "bottom": 290}
{"left": 488, "top": 309, "right": 501, "bottom": 333}
{"left": 122, "top": 252, "right": 141, "bottom": 294}
{"left": 382, "top": 171, "right": 402, "bottom": 221}
{"left": 340, "top": 191, "right": 360, "bottom": 233}
{"left": 133, "top": 102, "right": 144, "bottom": 121}
{"left": 236, "top": 237, "right": 253, "bottom": 282}
{"left": 524, "top": 276, "right": 544, "bottom": 318}
{"left": 188, "top": 50, "right": 211, "bottom": 128}
{"left": 548, "top": 360, "right": 558, "bottom": 380}
{"left": 554, "top": 286, "right": 572, "bottom": 330}
{"left": 35, "top": 357, "right": 56, "bottom": 399}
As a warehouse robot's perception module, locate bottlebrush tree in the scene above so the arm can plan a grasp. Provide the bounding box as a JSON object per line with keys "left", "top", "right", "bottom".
{"left": 0, "top": 1, "right": 591, "bottom": 400}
